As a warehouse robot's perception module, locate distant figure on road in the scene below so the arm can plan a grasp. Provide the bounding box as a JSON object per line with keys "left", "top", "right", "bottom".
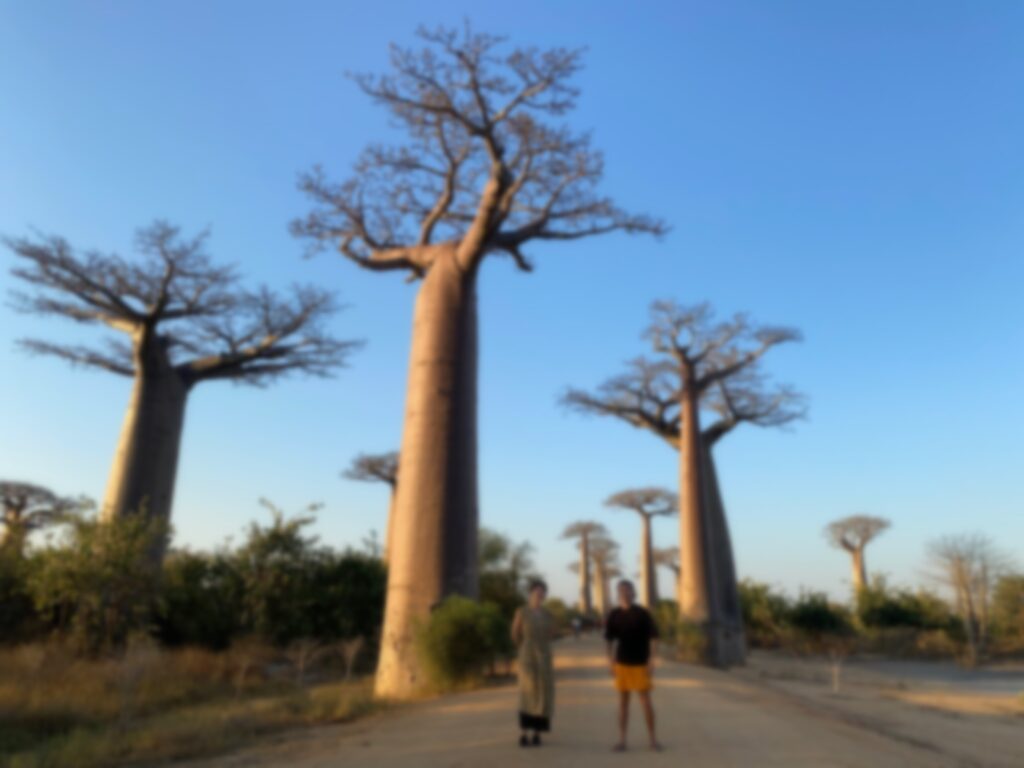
{"left": 604, "top": 579, "right": 661, "bottom": 752}
{"left": 511, "top": 579, "right": 555, "bottom": 748}
{"left": 571, "top": 616, "right": 582, "bottom": 639}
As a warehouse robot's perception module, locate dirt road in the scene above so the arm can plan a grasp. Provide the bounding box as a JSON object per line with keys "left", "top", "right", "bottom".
{"left": 187, "top": 638, "right": 1024, "bottom": 767}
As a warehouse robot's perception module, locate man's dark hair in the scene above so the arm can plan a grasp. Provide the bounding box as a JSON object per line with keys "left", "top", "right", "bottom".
{"left": 528, "top": 579, "right": 548, "bottom": 594}
{"left": 617, "top": 579, "right": 636, "bottom": 593}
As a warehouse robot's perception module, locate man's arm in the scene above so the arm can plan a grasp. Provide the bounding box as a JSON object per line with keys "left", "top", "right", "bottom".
{"left": 604, "top": 613, "right": 617, "bottom": 676}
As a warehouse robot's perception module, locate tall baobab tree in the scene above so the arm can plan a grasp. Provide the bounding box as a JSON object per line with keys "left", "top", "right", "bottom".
{"left": 343, "top": 451, "right": 399, "bottom": 560}
{"left": 0, "top": 482, "right": 87, "bottom": 554}
{"left": 565, "top": 300, "right": 801, "bottom": 665}
{"left": 927, "top": 534, "right": 1011, "bottom": 665}
{"left": 604, "top": 487, "right": 676, "bottom": 608}
{"left": 6, "top": 222, "right": 355, "bottom": 561}
{"left": 562, "top": 521, "right": 608, "bottom": 616}
{"left": 293, "top": 26, "right": 663, "bottom": 698}
{"left": 824, "top": 515, "right": 891, "bottom": 594}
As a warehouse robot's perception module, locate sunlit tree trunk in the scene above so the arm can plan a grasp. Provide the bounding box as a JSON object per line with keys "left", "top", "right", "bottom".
{"left": 639, "top": 515, "right": 658, "bottom": 608}
{"left": 375, "top": 252, "right": 479, "bottom": 699}
{"left": 851, "top": 548, "right": 867, "bottom": 593}
{"left": 703, "top": 443, "right": 746, "bottom": 665}
{"left": 101, "top": 334, "right": 187, "bottom": 562}
{"left": 678, "top": 374, "right": 726, "bottom": 665}
{"left": 595, "top": 562, "right": 610, "bottom": 620}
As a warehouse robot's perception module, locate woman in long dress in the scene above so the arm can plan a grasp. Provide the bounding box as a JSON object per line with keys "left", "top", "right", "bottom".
{"left": 511, "top": 579, "right": 555, "bottom": 747}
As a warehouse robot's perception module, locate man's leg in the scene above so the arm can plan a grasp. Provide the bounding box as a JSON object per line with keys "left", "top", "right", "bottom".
{"left": 614, "top": 690, "right": 630, "bottom": 750}
{"left": 638, "top": 691, "right": 660, "bottom": 749}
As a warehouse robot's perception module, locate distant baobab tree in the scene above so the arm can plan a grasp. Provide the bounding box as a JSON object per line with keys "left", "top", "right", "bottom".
{"left": 343, "top": 451, "right": 399, "bottom": 559}
{"left": 604, "top": 487, "right": 676, "bottom": 608}
{"left": 6, "top": 222, "right": 355, "bottom": 562}
{"left": 824, "top": 515, "right": 891, "bottom": 594}
{"left": 293, "top": 26, "right": 664, "bottom": 698}
{"left": 562, "top": 521, "right": 608, "bottom": 616}
{"left": 565, "top": 300, "right": 801, "bottom": 666}
{"left": 0, "top": 481, "right": 88, "bottom": 554}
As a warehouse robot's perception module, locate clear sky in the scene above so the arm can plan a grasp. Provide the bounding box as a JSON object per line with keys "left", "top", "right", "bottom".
{"left": 2, "top": 1, "right": 1022, "bottom": 604}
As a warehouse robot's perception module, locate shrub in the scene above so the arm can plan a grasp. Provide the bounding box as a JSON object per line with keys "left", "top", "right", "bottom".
{"left": 543, "top": 597, "right": 572, "bottom": 635}
{"left": 27, "top": 514, "right": 165, "bottom": 653}
{"left": 414, "top": 596, "right": 510, "bottom": 691}
{"left": 788, "top": 591, "right": 853, "bottom": 651}
{"left": 0, "top": 546, "right": 35, "bottom": 643}
{"left": 992, "top": 574, "right": 1024, "bottom": 644}
{"left": 856, "top": 577, "right": 955, "bottom": 630}
{"left": 739, "top": 580, "right": 790, "bottom": 648}
{"left": 156, "top": 550, "right": 244, "bottom": 649}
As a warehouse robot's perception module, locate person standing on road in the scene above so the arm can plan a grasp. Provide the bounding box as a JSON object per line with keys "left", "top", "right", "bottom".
{"left": 604, "top": 579, "right": 662, "bottom": 752}
{"left": 511, "top": 579, "right": 555, "bottom": 747}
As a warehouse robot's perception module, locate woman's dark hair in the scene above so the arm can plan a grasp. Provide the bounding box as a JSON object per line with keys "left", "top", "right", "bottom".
{"left": 527, "top": 579, "right": 548, "bottom": 595}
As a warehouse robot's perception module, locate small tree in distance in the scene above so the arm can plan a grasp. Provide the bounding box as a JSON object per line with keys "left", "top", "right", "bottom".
{"left": 824, "top": 515, "right": 891, "bottom": 594}
{"left": 604, "top": 487, "right": 676, "bottom": 608}
{"left": 0, "top": 482, "right": 89, "bottom": 554}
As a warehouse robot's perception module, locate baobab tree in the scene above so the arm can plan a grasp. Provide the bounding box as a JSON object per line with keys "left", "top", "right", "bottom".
{"left": 293, "top": 26, "right": 663, "bottom": 698}
{"left": 565, "top": 300, "right": 801, "bottom": 665}
{"left": 6, "top": 222, "right": 354, "bottom": 561}
{"left": 343, "top": 451, "right": 399, "bottom": 560}
{"left": 0, "top": 481, "right": 87, "bottom": 554}
{"left": 562, "top": 521, "right": 608, "bottom": 616}
{"left": 604, "top": 487, "right": 676, "bottom": 608}
{"left": 824, "top": 515, "right": 891, "bottom": 594}
{"left": 927, "top": 533, "right": 1010, "bottom": 665}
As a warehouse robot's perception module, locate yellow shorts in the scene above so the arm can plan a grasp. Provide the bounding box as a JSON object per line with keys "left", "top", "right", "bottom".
{"left": 614, "top": 663, "right": 652, "bottom": 693}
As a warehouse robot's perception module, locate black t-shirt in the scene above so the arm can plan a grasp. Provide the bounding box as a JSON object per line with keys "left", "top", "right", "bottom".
{"left": 604, "top": 605, "right": 659, "bottom": 665}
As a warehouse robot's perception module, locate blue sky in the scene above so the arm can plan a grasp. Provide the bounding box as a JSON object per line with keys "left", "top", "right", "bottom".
{"left": 2, "top": 1, "right": 1022, "bottom": 603}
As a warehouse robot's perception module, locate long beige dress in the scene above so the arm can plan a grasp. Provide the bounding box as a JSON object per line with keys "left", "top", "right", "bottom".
{"left": 514, "top": 606, "right": 554, "bottom": 731}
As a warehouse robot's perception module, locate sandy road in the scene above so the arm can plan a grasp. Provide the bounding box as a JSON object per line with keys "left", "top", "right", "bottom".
{"left": 186, "top": 638, "right": 1022, "bottom": 768}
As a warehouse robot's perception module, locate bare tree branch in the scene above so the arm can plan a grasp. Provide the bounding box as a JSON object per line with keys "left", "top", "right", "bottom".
{"left": 343, "top": 451, "right": 399, "bottom": 488}
{"left": 293, "top": 24, "right": 664, "bottom": 277}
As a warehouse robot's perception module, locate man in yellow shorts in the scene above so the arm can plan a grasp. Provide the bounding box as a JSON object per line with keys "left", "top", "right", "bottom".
{"left": 604, "top": 579, "right": 661, "bottom": 752}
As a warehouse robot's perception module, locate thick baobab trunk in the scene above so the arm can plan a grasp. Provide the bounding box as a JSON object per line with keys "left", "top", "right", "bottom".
{"left": 639, "top": 515, "right": 658, "bottom": 608}
{"left": 578, "top": 533, "right": 593, "bottom": 615}
{"left": 375, "top": 252, "right": 480, "bottom": 699}
{"left": 383, "top": 488, "right": 397, "bottom": 562}
{"left": 678, "top": 382, "right": 726, "bottom": 666}
{"left": 703, "top": 444, "right": 746, "bottom": 666}
{"left": 850, "top": 547, "right": 867, "bottom": 593}
{"left": 101, "top": 336, "right": 187, "bottom": 560}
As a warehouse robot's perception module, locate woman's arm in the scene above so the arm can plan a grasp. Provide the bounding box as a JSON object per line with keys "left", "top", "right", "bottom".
{"left": 511, "top": 607, "right": 524, "bottom": 646}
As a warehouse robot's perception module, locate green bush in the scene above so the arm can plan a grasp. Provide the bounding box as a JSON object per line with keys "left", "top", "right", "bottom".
{"left": 414, "top": 596, "right": 510, "bottom": 691}
{"left": 738, "top": 580, "right": 790, "bottom": 648}
{"left": 992, "top": 574, "right": 1024, "bottom": 644}
{"left": 28, "top": 514, "right": 165, "bottom": 653}
{"left": 156, "top": 550, "right": 244, "bottom": 649}
{"left": 543, "top": 597, "right": 572, "bottom": 635}
{"left": 0, "top": 546, "right": 36, "bottom": 643}
{"left": 856, "top": 577, "right": 955, "bottom": 630}
{"left": 789, "top": 592, "right": 852, "bottom": 637}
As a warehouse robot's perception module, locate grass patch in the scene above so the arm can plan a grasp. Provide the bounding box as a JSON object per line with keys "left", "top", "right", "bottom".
{"left": 0, "top": 642, "right": 379, "bottom": 768}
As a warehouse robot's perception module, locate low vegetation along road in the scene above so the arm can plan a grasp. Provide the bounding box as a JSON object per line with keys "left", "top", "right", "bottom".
{"left": 188, "top": 638, "right": 1024, "bottom": 768}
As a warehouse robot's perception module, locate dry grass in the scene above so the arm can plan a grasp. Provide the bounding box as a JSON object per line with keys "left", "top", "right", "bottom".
{"left": 0, "top": 641, "right": 379, "bottom": 768}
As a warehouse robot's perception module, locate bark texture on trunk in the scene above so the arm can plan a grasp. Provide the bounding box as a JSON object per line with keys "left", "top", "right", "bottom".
{"left": 383, "top": 489, "right": 396, "bottom": 563}
{"left": 100, "top": 335, "right": 188, "bottom": 561}
{"left": 639, "top": 515, "right": 657, "bottom": 608}
{"left": 374, "top": 252, "right": 480, "bottom": 699}
{"left": 703, "top": 444, "right": 747, "bottom": 666}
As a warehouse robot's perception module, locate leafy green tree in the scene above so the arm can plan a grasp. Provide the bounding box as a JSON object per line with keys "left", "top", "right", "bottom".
{"left": 156, "top": 549, "right": 244, "bottom": 649}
